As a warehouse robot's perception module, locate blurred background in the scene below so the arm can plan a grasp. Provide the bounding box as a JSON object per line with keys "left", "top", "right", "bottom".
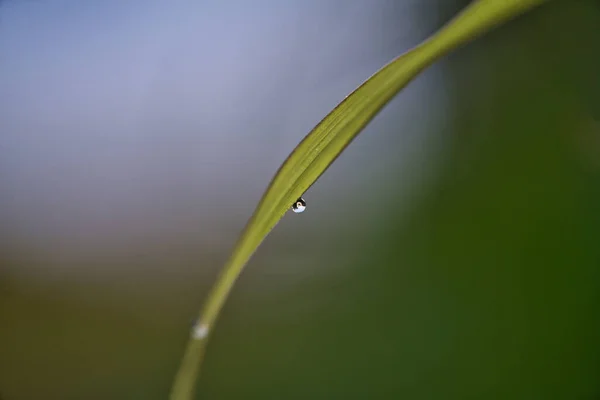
{"left": 1, "top": 0, "right": 599, "bottom": 399}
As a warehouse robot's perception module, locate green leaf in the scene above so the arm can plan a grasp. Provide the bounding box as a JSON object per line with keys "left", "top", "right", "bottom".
{"left": 169, "top": 0, "right": 549, "bottom": 399}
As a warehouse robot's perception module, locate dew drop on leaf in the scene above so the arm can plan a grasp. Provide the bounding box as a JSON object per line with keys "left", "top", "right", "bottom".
{"left": 291, "top": 197, "right": 306, "bottom": 213}
{"left": 191, "top": 321, "right": 209, "bottom": 340}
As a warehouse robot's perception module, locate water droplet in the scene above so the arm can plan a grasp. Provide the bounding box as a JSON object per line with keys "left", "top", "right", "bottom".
{"left": 191, "top": 322, "right": 209, "bottom": 340}
{"left": 291, "top": 197, "right": 306, "bottom": 213}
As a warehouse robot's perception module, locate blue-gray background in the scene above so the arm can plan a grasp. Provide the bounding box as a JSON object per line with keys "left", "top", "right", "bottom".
{"left": 1, "top": 1, "right": 599, "bottom": 399}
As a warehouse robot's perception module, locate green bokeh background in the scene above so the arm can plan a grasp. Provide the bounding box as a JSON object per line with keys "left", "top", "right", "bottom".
{"left": 1, "top": 1, "right": 599, "bottom": 399}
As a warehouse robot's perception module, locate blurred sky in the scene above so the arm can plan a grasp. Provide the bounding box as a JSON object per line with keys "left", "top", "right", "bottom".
{"left": 0, "top": 0, "right": 450, "bottom": 284}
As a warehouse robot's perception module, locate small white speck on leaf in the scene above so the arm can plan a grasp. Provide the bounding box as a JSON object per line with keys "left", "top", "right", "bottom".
{"left": 192, "top": 323, "right": 209, "bottom": 340}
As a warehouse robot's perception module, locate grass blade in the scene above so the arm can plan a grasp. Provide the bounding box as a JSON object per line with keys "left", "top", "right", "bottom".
{"left": 169, "top": 0, "right": 549, "bottom": 398}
